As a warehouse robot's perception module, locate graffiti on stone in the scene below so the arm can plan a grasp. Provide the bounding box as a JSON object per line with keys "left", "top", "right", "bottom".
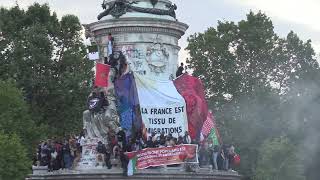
{"left": 135, "top": 70, "right": 147, "bottom": 75}
{"left": 122, "top": 45, "right": 146, "bottom": 74}
{"left": 132, "top": 60, "right": 143, "bottom": 69}
{"left": 122, "top": 45, "right": 145, "bottom": 60}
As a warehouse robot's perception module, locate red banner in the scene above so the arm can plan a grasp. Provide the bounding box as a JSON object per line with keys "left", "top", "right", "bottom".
{"left": 126, "top": 144, "right": 198, "bottom": 170}
{"left": 174, "top": 74, "right": 208, "bottom": 140}
{"left": 95, "top": 63, "right": 110, "bottom": 87}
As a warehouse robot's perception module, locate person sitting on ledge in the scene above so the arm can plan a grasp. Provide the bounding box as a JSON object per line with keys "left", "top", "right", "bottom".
{"left": 176, "top": 62, "right": 184, "bottom": 77}
{"left": 183, "top": 131, "right": 191, "bottom": 144}
{"left": 96, "top": 141, "right": 107, "bottom": 167}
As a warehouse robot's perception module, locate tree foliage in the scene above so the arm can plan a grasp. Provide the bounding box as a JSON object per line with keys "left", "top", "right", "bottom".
{"left": 0, "top": 133, "right": 31, "bottom": 180}
{"left": 186, "top": 11, "right": 320, "bottom": 179}
{"left": 0, "top": 3, "right": 93, "bottom": 136}
{"left": 0, "top": 80, "right": 41, "bottom": 154}
{"left": 254, "top": 137, "right": 305, "bottom": 180}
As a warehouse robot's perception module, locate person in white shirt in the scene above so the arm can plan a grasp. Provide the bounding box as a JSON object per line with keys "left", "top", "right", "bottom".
{"left": 183, "top": 131, "right": 191, "bottom": 144}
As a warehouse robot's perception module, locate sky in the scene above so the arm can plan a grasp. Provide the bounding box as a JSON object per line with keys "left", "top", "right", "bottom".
{"left": 1, "top": 0, "right": 320, "bottom": 62}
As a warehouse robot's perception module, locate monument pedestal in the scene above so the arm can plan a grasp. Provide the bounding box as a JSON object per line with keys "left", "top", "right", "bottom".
{"left": 27, "top": 169, "right": 241, "bottom": 180}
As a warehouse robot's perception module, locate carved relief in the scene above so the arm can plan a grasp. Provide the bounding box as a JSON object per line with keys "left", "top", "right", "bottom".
{"left": 145, "top": 35, "right": 169, "bottom": 74}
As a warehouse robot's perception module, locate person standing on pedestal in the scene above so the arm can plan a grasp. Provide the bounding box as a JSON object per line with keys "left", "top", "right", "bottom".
{"left": 107, "top": 33, "right": 114, "bottom": 57}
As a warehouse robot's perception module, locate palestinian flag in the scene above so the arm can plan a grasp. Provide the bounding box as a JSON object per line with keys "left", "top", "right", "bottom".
{"left": 201, "top": 111, "right": 222, "bottom": 145}
{"left": 127, "top": 152, "right": 137, "bottom": 176}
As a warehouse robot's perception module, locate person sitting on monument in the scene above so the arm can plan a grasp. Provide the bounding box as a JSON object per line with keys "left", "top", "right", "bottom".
{"left": 166, "top": 133, "right": 173, "bottom": 141}
{"left": 183, "top": 131, "right": 192, "bottom": 144}
{"left": 177, "top": 135, "right": 184, "bottom": 145}
{"left": 146, "top": 132, "right": 157, "bottom": 148}
{"left": 96, "top": 141, "right": 107, "bottom": 167}
{"left": 158, "top": 131, "right": 166, "bottom": 146}
{"left": 108, "top": 53, "right": 119, "bottom": 82}
{"left": 176, "top": 62, "right": 184, "bottom": 77}
{"left": 87, "top": 91, "right": 104, "bottom": 114}
{"left": 118, "top": 53, "right": 128, "bottom": 77}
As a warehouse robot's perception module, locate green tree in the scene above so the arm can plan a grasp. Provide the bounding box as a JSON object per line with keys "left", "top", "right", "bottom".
{"left": 0, "top": 80, "right": 41, "bottom": 154}
{"left": 0, "top": 4, "right": 93, "bottom": 136}
{"left": 254, "top": 137, "right": 305, "bottom": 180}
{"left": 0, "top": 133, "right": 31, "bottom": 180}
{"left": 186, "top": 11, "right": 320, "bottom": 179}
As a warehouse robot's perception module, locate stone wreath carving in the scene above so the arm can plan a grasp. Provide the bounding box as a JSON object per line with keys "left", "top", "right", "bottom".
{"left": 145, "top": 36, "right": 169, "bottom": 74}
{"left": 98, "top": 0, "right": 177, "bottom": 20}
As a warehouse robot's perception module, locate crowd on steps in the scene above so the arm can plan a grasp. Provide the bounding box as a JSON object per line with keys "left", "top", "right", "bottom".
{"left": 34, "top": 129, "right": 239, "bottom": 173}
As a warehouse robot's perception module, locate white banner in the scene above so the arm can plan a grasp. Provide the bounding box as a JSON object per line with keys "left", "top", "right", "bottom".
{"left": 134, "top": 73, "right": 188, "bottom": 138}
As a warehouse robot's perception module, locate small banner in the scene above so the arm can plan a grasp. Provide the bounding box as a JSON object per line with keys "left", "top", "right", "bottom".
{"left": 87, "top": 45, "right": 99, "bottom": 60}
{"left": 126, "top": 144, "right": 198, "bottom": 172}
{"left": 95, "top": 63, "right": 110, "bottom": 87}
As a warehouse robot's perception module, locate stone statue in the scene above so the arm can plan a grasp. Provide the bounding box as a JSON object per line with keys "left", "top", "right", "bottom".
{"left": 77, "top": 68, "right": 120, "bottom": 169}
{"left": 150, "top": 0, "right": 158, "bottom": 7}
{"left": 98, "top": 0, "right": 177, "bottom": 20}
{"left": 83, "top": 68, "right": 120, "bottom": 143}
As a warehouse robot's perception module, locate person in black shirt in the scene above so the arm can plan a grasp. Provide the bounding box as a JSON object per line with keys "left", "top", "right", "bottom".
{"left": 117, "top": 128, "right": 126, "bottom": 150}
{"left": 99, "top": 91, "right": 109, "bottom": 110}
{"left": 176, "top": 62, "right": 184, "bottom": 77}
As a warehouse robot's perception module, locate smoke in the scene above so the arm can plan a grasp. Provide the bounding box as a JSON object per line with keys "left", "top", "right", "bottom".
{"left": 277, "top": 80, "right": 320, "bottom": 179}
{"left": 214, "top": 79, "right": 320, "bottom": 179}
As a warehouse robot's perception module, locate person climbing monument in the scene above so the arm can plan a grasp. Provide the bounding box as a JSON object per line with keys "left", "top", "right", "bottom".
{"left": 117, "top": 127, "right": 126, "bottom": 150}
{"left": 99, "top": 91, "right": 109, "bottom": 109}
{"left": 87, "top": 92, "right": 102, "bottom": 114}
{"left": 118, "top": 52, "right": 128, "bottom": 77}
{"left": 107, "top": 33, "right": 114, "bottom": 58}
{"left": 96, "top": 141, "right": 107, "bottom": 166}
{"left": 176, "top": 62, "right": 184, "bottom": 77}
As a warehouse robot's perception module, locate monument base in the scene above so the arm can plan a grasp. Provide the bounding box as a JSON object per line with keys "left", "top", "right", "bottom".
{"left": 26, "top": 168, "right": 241, "bottom": 180}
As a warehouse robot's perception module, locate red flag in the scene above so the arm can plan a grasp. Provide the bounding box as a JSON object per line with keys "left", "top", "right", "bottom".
{"left": 174, "top": 74, "right": 208, "bottom": 140}
{"left": 95, "top": 63, "right": 110, "bottom": 87}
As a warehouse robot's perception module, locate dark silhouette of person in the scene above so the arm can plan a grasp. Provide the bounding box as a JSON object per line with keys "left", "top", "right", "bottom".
{"left": 176, "top": 62, "right": 184, "bottom": 77}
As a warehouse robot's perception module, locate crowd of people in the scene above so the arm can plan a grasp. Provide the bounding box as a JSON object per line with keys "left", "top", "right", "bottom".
{"left": 34, "top": 128, "right": 238, "bottom": 173}
{"left": 199, "top": 142, "right": 238, "bottom": 171}
{"left": 34, "top": 133, "right": 85, "bottom": 171}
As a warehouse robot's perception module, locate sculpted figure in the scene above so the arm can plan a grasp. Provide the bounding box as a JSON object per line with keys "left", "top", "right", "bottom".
{"left": 98, "top": 0, "right": 177, "bottom": 20}
{"left": 83, "top": 68, "right": 120, "bottom": 142}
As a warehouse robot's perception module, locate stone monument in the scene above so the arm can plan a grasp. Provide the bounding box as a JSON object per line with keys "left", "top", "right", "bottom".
{"left": 88, "top": 0, "right": 188, "bottom": 80}
{"left": 27, "top": 1, "right": 242, "bottom": 179}
{"left": 78, "top": 0, "right": 188, "bottom": 170}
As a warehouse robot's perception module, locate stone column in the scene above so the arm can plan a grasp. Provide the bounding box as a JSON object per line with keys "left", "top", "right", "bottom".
{"left": 89, "top": 0, "right": 188, "bottom": 80}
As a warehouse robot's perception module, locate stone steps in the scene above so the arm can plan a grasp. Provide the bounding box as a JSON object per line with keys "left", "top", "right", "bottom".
{"left": 27, "top": 168, "right": 241, "bottom": 180}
